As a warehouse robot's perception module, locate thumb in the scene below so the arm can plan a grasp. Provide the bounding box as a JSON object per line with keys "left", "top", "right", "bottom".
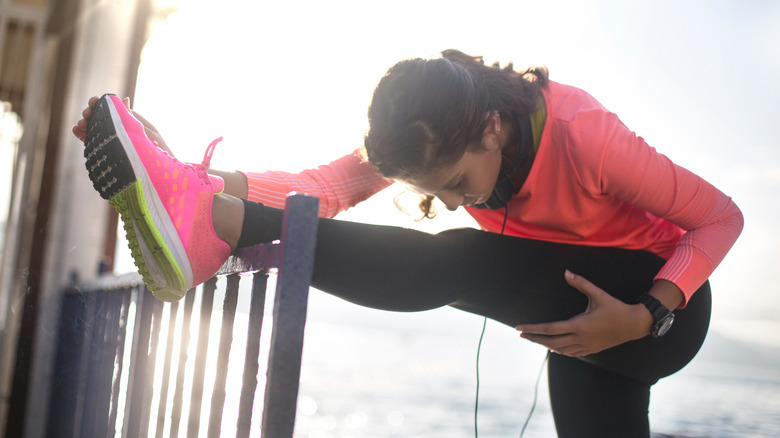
{"left": 122, "top": 97, "right": 131, "bottom": 109}
{"left": 564, "top": 270, "right": 605, "bottom": 301}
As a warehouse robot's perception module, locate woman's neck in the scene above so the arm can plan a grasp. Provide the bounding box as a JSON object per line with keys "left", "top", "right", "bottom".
{"left": 498, "top": 116, "right": 537, "bottom": 193}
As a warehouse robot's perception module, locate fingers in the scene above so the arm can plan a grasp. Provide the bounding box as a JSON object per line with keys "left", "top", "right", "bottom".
{"left": 517, "top": 325, "right": 557, "bottom": 337}
{"left": 520, "top": 333, "right": 589, "bottom": 357}
{"left": 564, "top": 270, "right": 609, "bottom": 302}
{"left": 517, "top": 321, "right": 581, "bottom": 356}
{"left": 72, "top": 125, "right": 86, "bottom": 142}
{"left": 72, "top": 98, "right": 97, "bottom": 142}
{"left": 516, "top": 318, "right": 576, "bottom": 336}
{"left": 81, "top": 96, "right": 100, "bottom": 120}
{"left": 131, "top": 110, "right": 176, "bottom": 156}
{"left": 132, "top": 110, "right": 160, "bottom": 135}
{"left": 554, "top": 347, "right": 589, "bottom": 357}
{"left": 72, "top": 95, "right": 112, "bottom": 143}
{"left": 564, "top": 269, "right": 589, "bottom": 290}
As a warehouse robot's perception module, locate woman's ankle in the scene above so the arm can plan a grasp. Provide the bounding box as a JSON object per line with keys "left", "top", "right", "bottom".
{"left": 209, "top": 169, "right": 248, "bottom": 199}
{"left": 212, "top": 194, "right": 244, "bottom": 250}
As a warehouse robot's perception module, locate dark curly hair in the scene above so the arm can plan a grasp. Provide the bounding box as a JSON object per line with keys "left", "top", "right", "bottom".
{"left": 363, "top": 49, "right": 548, "bottom": 217}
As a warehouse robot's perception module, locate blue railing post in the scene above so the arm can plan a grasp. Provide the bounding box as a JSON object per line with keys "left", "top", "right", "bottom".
{"left": 261, "top": 193, "right": 320, "bottom": 437}
{"left": 236, "top": 274, "right": 268, "bottom": 438}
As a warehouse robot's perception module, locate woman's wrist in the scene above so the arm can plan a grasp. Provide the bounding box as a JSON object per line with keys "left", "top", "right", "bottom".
{"left": 630, "top": 302, "right": 655, "bottom": 338}
{"left": 647, "top": 279, "right": 685, "bottom": 311}
{"left": 632, "top": 280, "right": 683, "bottom": 338}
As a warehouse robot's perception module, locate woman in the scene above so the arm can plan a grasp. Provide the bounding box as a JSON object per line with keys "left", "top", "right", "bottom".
{"left": 73, "top": 49, "right": 742, "bottom": 436}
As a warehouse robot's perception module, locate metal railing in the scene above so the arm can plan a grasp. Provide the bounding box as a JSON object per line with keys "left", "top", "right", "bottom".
{"left": 46, "top": 194, "right": 319, "bottom": 437}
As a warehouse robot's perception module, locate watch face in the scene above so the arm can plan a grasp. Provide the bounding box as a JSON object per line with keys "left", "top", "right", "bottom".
{"left": 654, "top": 314, "right": 674, "bottom": 337}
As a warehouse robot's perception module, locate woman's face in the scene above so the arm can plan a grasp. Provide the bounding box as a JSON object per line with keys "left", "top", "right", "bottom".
{"left": 406, "top": 136, "right": 502, "bottom": 211}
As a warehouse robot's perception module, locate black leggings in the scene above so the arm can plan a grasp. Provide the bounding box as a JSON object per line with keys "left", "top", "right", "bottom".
{"left": 241, "top": 202, "right": 712, "bottom": 437}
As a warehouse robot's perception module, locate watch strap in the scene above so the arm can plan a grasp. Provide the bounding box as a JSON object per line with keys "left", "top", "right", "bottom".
{"left": 638, "top": 294, "right": 666, "bottom": 319}
{"left": 637, "top": 294, "right": 674, "bottom": 337}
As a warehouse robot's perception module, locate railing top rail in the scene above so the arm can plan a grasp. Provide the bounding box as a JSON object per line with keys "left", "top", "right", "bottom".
{"left": 76, "top": 271, "right": 144, "bottom": 292}
{"left": 217, "top": 241, "right": 282, "bottom": 276}
{"left": 76, "top": 242, "right": 282, "bottom": 295}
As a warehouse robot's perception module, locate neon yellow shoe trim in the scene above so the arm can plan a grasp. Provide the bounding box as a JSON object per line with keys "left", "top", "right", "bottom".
{"left": 110, "top": 180, "right": 187, "bottom": 302}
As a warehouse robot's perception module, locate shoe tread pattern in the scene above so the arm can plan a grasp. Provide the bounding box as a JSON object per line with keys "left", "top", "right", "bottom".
{"left": 84, "top": 95, "right": 135, "bottom": 200}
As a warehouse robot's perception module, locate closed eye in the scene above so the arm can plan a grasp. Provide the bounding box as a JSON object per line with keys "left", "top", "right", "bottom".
{"left": 449, "top": 177, "right": 466, "bottom": 193}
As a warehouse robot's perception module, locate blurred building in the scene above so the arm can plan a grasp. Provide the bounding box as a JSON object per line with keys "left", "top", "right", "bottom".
{"left": 0, "top": 0, "right": 154, "bottom": 436}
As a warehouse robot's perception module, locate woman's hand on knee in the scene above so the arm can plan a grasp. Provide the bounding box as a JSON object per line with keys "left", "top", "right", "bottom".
{"left": 515, "top": 270, "right": 650, "bottom": 357}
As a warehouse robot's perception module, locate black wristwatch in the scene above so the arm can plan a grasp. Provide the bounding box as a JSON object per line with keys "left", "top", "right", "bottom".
{"left": 637, "top": 294, "right": 675, "bottom": 338}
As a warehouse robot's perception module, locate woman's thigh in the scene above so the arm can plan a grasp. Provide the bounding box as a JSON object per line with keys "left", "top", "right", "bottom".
{"left": 441, "top": 228, "right": 711, "bottom": 383}
{"left": 309, "top": 223, "right": 710, "bottom": 382}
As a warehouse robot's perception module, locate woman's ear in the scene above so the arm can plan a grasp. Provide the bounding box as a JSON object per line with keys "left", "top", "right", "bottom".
{"left": 482, "top": 111, "right": 502, "bottom": 151}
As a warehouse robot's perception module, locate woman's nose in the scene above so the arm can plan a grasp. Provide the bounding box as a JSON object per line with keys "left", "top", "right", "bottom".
{"left": 436, "top": 191, "right": 462, "bottom": 211}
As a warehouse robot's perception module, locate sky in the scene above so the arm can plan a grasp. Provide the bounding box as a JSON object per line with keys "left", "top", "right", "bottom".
{"left": 127, "top": 0, "right": 780, "bottom": 349}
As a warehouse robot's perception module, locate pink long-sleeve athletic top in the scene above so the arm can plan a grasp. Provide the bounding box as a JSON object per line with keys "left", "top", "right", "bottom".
{"left": 243, "top": 81, "right": 743, "bottom": 306}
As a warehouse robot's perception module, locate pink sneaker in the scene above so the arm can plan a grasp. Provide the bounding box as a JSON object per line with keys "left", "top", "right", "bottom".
{"left": 84, "top": 94, "right": 231, "bottom": 301}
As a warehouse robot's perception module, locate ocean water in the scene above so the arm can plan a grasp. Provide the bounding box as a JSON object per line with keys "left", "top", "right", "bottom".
{"left": 289, "top": 292, "right": 780, "bottom": 438}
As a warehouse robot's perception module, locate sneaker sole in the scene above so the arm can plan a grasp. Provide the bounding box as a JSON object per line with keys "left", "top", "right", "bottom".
{"left": 84, "top": 95, "right": 191, "bottom": 301}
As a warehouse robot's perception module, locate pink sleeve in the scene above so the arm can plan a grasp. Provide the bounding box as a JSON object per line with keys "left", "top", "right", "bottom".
{"left": 241, "top": 149, "right": 393, "bottom": 219}
{"left": 573, "top": 110, "right": 744, "bottom": 306}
